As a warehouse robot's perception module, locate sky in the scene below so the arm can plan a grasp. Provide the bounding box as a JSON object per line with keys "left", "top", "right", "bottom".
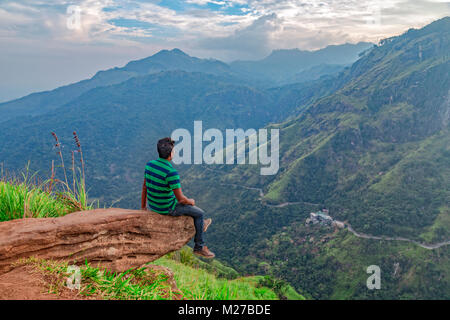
{"left": 0, "top": 0, "right": 449, "bottom": 103}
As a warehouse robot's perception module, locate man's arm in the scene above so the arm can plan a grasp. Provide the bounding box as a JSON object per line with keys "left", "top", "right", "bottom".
{"left": 173, "top": 188, "right": 195, "bottom": 206}
{"left": 141, "top": 179, "right": 147, "bottom": 210}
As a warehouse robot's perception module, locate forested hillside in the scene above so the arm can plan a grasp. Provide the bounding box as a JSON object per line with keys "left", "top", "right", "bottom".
{"left": 180, "top": 17, "right": 450, "bottom": 299}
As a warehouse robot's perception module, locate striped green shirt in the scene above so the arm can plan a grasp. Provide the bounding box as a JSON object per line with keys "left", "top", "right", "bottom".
{"left": 144, "top": 158, "right": 181, "bottom": 214}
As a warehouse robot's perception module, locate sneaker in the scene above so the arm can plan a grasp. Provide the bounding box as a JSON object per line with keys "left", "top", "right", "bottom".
{"left": 203, "top": 218, "right": 212, "bottom": 232}
{"left": 194, "top": 246, "right": 215, "bottom": 259}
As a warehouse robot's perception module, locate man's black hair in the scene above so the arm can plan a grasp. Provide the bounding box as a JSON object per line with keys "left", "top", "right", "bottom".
{"left": 157, "top": 137, "right": 175, "bottom": 159}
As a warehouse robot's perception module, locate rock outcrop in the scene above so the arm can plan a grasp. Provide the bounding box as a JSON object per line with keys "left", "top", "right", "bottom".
{"left": 0, "top": 208, "right": 195, "bottom": 275}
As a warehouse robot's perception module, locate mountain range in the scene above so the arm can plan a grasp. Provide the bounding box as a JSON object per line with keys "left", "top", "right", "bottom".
{"left": 0, "top": 42, "right": 371, "bottom": 123}
{"left": 230, "top": 42, "right": 372, "bottom": 83}
{"left": 0, "top": 17, "right": 449, "bottom": 299}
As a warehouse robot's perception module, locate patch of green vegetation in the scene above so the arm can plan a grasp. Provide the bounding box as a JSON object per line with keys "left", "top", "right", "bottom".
{"left": 165, "top": 246, "right": 239, "bottom": 279}
{"left": 0, "top": 180, "right": 73, "bottom": 220}
{"left": 15, "top": 257, "right": 178, "bottom": 300}
{"left": 151, "top": 256, "right": 278, "bottom": 300}
{"left": 254, "top": 225, "right": 450, "bottom": 300}
{"left": 1, "top": 167, "right": 77, "bottom": 221}
{"left": 17, "top": 254, "right": 283, "bottom": 300}
{"left": 159, "top": 246, "right": 305, "bottom": 300}
{"left": 264, "top": 128, "right": 336, "bottom": 203}
{"left": 0, "top": 160, "right": 97, "bottom": 221}
{"left": 420, "top": 207, "right": 450, "bottom": 243}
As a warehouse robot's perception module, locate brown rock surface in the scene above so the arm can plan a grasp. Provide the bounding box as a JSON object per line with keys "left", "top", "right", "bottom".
{"left": 0, "top": 208, "right": 195, "bottom": 275}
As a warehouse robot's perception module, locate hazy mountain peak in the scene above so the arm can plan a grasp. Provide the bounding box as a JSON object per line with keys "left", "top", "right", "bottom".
{"left": 170, "top": 48, "right": 188, "bottom": 55}
{"left": 151, "top": 48, "right": 190, "bottom": 58}
{"left": 230, "top": 42, "right": 373, "bottom": 84}
{"left": 256, "top": 42, "right": 373, "bottom": 62}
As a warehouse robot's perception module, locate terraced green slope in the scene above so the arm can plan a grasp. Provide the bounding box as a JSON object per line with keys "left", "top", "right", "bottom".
{"left": 181, "top": 17, "right": 450, "bottom": 299}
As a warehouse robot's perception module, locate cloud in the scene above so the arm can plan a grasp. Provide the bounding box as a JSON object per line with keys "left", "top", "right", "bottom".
{"left": 0, "top": 0, "right": 448, "bottom": 101}
{"left": 1, "top": 0, "right": 448, "bottom": 49}
{"left": 196, "top": 13, "right": 281, "bottom": 60}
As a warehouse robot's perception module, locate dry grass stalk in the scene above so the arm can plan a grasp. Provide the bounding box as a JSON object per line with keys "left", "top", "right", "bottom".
{"left": 51, "top": 132, "right": 69, "bottom": 190}
{"left": 47, "top": 160, "right": 55, "bottom": 193}
{"left": 73, "top": 131, "right": 85, "bottom": 191}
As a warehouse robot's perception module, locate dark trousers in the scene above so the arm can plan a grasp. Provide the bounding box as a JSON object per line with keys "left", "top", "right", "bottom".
{"left": 168, "top": 203, "right": 205, "bottom": 250}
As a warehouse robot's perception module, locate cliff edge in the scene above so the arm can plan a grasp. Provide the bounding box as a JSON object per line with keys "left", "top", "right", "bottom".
{"left": 0, "top": 208, "right": 195, "bottom": 275}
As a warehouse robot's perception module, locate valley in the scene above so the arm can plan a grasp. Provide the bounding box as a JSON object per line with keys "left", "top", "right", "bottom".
{"left": 221, "top": 180, "right": 450, "bottom": 249}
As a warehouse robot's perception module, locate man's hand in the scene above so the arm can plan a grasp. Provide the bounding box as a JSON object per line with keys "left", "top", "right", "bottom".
{"left": 173, "top": 188, "right": 195, "bottom": 206}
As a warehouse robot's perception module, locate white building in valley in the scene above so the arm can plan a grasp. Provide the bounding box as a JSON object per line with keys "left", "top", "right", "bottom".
{"left": 305, "top": 210, "right": 345, "bottom": 229}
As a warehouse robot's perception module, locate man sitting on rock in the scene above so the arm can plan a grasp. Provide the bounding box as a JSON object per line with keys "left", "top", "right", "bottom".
{"left": 141, "top": 137, "right": 215, "bottom": 259}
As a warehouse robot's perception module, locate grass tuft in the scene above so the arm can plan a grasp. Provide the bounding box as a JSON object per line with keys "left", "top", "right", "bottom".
{"left": 14, "top": 257, "right": 181, "bottom": 300}
{"left": 0, "top": 132, "right": 97, "bottom": 221}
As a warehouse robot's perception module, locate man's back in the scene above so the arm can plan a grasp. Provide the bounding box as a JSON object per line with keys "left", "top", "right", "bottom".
{"left": 144, "top": 158, "right": 181, "bottom": 214}
{"left": 141, "top": 137, "right": 215, "bottom": 258}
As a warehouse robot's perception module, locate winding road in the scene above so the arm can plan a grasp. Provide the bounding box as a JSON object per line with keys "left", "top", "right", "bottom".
{"left": 221, "top": 183, "right": 321, "bottom": 207}
{"left": 344, "top": 224, "right": 450, "bottom": 250}
{"left": 221, "top": 182, "right": 450, "bottom": 250}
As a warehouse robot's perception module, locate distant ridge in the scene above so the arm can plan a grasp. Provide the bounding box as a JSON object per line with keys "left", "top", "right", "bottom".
{"left": 230, "top": 42, "right": 373, "bottom": 83}
{"left": 0, "top": 48, "right": 233, "bottom": 123}
{"left": 0, "top": 43, "right": 373, "bottom": 123}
